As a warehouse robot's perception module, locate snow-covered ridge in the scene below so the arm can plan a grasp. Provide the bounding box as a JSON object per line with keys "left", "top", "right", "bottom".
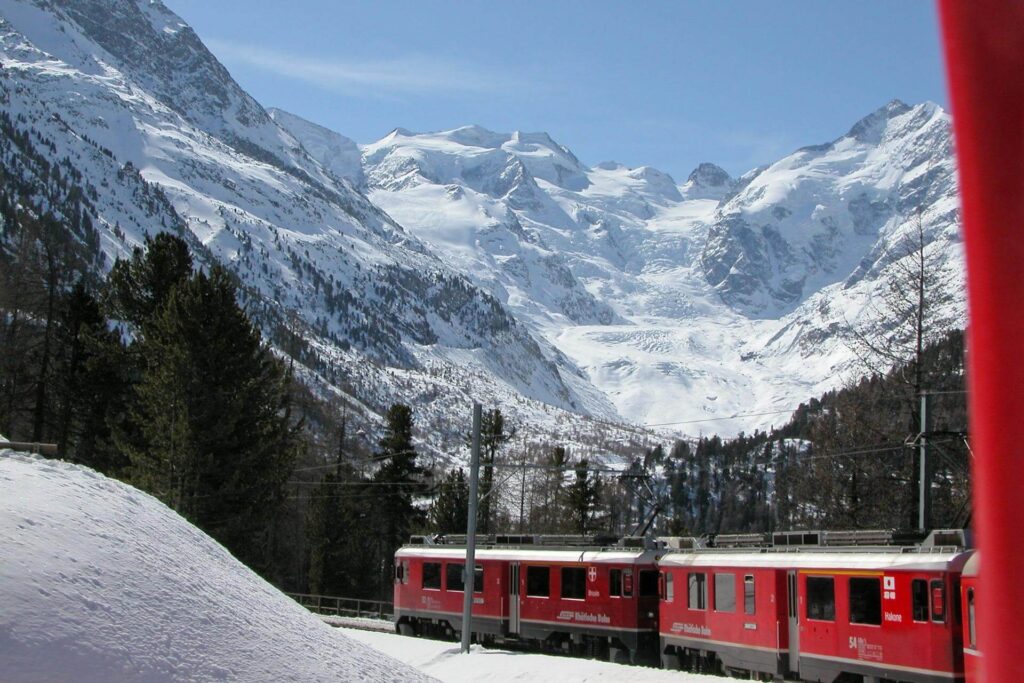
{"left": 0, "top": 0, "right": 640, "bottom": 459}
{"left": 0, "top": 0, "right": 965, "bottom": 441}
{"left": 276, "top": 97, "right": 963, "bottom": 434}
{"left": 702, "top": 99, "right": 957, "bottom": 315}
{"left": 0, "top": 450, "right": 432, "bottom": 682}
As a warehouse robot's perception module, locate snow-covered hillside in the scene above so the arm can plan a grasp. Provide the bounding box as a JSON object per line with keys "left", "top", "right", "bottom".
{"left": 0, "top": 0, "right": 965, "bottom": 446}
{"left": 0, "top": 449, "right": 433, "bottom": 682}
{"left": 279, "top": 100, "right": 963, "bottom": 434}
{"left": 0, "top": 0, "right": 646, "bottom": 464}
{"left": 340, "top": 627, "right": 723, "bottom": 682}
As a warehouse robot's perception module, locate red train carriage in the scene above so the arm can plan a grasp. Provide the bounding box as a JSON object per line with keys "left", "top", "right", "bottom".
{"left": 394, "top": 536, "right": 661, "bottom": 663}
{"left": 659, "top": 537, "right": 972, "bottom": 683}
{"left": 959, "top": 553, "right": 980, "bottom": 683}
{"left": 658, "top": 550, "right": 788, "bottom": 677}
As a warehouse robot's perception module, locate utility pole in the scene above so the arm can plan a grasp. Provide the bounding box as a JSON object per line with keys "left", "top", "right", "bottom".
{"left": 461, "top": 403, "right": 482, "bottom": 654}
{"left": 918, "top": 392, "right": 932, "bottom": 532}
{"left": 519, "top": 453, "right": 527, "bottom": 534}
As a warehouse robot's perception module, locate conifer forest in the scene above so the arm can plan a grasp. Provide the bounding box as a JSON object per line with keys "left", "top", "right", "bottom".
{"left": 0, "top": 197, "right": 969, "bottom": 600}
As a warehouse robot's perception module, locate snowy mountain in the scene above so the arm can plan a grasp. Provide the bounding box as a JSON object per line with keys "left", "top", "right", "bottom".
{"left": 0, "top": 0, "right": 965, "bottom": 449}
{"left": 279, "top": 99, "right": 962, "bottom": 434}
{"left": 0, "top": 448, "right": 433, "bottom": 682}
{"left": 0, "top": 0, "right": 644, "bottom": 463}
{"left": 701, "top": 99, "right": 957, "bottom": 314}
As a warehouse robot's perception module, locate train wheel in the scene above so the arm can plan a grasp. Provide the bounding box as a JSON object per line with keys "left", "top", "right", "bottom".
{"left": 661, "top": 652, "right": 681, "bottom": 670}
{"left": 397, "top": 622, "right": 415, "bottom": 637}
{"left": 609, "top": 646, "right": 631, "bottom": 665}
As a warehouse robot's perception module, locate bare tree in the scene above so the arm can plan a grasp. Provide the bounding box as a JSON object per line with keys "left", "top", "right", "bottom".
{"left": 838, "top": 207, "right": 966, "bottom": 527}
{"left": 845, "top": 208, "right": 941, "bottom": 399}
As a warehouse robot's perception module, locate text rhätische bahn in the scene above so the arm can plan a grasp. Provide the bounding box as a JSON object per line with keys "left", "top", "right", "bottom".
{"left": 393, "top": 530, "right": 980, "bottom": 683}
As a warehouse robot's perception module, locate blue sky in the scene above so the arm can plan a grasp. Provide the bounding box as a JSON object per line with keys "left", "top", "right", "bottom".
{"left": 162, "top": 1, "right": 948, "bottom": 181}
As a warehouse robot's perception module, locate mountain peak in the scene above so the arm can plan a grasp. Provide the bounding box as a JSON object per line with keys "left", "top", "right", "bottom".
{"left": 511, "top": 130, "right": 559, "bottom": 149}
{"left": 687, "top": 162, "right": 732, "bottom": 188}
{"left": 502, "top": 131, "right": 588, "bottom": 191}
{"left": 845, "top": 99, "right": 913, "bottom": 143}
{"left": 268, "top": 108, "right": 365, "bottom": 187}
{"left": 445, "top": 124, "right": 505, "bottom": 148}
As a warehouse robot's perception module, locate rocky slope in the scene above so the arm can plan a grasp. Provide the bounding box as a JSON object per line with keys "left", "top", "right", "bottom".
{"left": 279, "top": 99, "right": 962, "bottom": 433}
{"left": 0, "top": 0, "right": 965, "bottom": 450}
{"left": 0, "top": 0, "right": 631, "bottom": 464}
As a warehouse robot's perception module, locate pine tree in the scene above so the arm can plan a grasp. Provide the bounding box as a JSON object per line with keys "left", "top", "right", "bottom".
{"left": 428, "top": 468, "right": 469, "bottom": 534}
{"left": 373, "top": 403, "right": 424, "bottom": 591}
{"left": 475, "top": 408, "right": 513, "bottom": 534}
{"left": 52, "top": 281, "right": 129, "bottom": 473}
{"left": 107, "top": 231, "right": 192, "bottom": 329}
{"left": 566, "top": 458, "right": 601, "bottom": 535}
{"left": 306, "top": 460, "right": 371, "bottom": 596}
{"left": 119, "top": 263, "right": 300, "bottom": 570}
{"left": 527, "top": 445, "right": 569, "bottom": 532}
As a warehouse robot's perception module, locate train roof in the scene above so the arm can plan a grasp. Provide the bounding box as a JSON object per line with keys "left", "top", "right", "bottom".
{"left": 658, "top": 549, "right": 974, "bottom": 572}
{"left": 963, "top": 551, "right": 980, "bottom": 577}
{"left": 396, "top": 546, "right": 661, "bottom": 565}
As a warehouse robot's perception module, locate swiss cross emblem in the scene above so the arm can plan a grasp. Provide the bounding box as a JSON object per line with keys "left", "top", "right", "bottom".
{"left": 588, "top": 566, "right": 597, "bottom": 582}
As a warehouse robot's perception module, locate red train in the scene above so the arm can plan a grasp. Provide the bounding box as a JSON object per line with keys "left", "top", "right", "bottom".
{"left": 394, "top": 535, "right": 661, "bottom": 663}
{"left": 393, "top": 530, "right": 975, "bottom": 682}
{"left": 959, "top": 553, "right": 980, "bottom": 683}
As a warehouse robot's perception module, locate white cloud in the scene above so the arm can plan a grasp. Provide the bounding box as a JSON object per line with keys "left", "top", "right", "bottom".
{"left": 207, "top": 39, "right": 527, "bottom": 97}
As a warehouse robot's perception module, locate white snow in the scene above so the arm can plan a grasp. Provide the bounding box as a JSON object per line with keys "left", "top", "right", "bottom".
{"left": 334, "top": 101, "right": 964, "bottom": 436}
{"left": 0, "top": 0, "right": 655, "bottom": 466}
{"left": 0, "top": 450, "right": 433, "bottom": 682}
{"left": 338, "top": 627, "right": 723, "bottom": 682}
{"left": 0, "top": 0, "right": 965, "bottom": 455}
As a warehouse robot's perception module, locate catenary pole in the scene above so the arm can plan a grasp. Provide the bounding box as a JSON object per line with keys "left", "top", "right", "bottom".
{"left": 918, "top": 392, "right": 932, "bottom": 531}
{"left": 461, "top": 403, "right": 482, "bottom": 654}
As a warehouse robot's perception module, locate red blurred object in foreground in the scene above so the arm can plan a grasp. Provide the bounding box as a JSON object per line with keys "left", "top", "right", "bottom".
{"left": 938, "top": 1, "right": 1024, "bottom": 680}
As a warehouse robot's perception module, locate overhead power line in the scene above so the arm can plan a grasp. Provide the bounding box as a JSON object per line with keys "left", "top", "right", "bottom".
{"left": 643, "top": 408, "right": 798, "bottom": 428}
{"left": 641, "top": 390, "right": 968, "bottom": 429}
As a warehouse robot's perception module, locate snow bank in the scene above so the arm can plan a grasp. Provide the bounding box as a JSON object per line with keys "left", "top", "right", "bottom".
{"left": 0, "top": 450, "right": 433, "bottom": 682}
{"left": 340, "top": 627, "right": 724, "bottom": 683}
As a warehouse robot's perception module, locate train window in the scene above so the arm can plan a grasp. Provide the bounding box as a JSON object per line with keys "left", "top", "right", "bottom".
{"left": 665, "top": 571, "right": 674, "bottom": 602}
{"left": 446, "top": 563, "right": 482, "bottom": 592}
{"left": 912, "top": 579, "right": 929, "bottom": 621}
{"left": 423, "top": 562, "right": 442, "bottom": 590}
{"left": 688, "top": 572, "right": 707, "bottom": 611}
{"left": 446, "top": 563, "right": 464, "bottom": 591}
{"left": 714, "top": 573, "right": 736, "bottom": 613}
{"left": 744, "top": 575, "right": 756, "bottom": 615}
{"left": 395, "top": 564, "right": 404, "bottom": 584}
{"left": 967, "top": 588, "right": 976, "bottom": 648}
{"left": 930, "top": 580, "right": 946, "bottom": 623}
{"left": 610, "top": 569, "right": 622, "bottom": 597}
{"left": 849, "top": 577, "right": 882, "bottom": 625}
{"left": 526, "top": 566, "right": 550, "bottom": 598}
{"left": 806, "top": 577, "right": 835, "bottom": 621}
{"left": 639, "top": 570, "right": 659, "bottom": 598}
{"left": 561, "top": 567, "right": 586, "bottom": 600}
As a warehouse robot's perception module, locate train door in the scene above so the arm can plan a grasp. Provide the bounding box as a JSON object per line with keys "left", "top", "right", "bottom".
{"left": 509, "top": 562, "right": 521, "bottom": 635}
{"left": 787, "top": 570, "right": 800, "bottom": 675}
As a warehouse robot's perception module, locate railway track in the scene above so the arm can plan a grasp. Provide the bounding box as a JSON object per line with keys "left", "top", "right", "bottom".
{"left": 317, "top": 614, "right": 395, "bottom": 633}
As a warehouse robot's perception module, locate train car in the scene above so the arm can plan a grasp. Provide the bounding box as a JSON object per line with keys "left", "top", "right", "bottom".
{"left": 959, "top": 553, "right": 980, "bottom": 683}
{"left": 658, "top": 548, "right": 788, "bottom": 677}
{"left": 393, "top": 536, "right": 661, "bottom": 663}
{"left": 658, "top": 531, "right": 972, "bottom": 683}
